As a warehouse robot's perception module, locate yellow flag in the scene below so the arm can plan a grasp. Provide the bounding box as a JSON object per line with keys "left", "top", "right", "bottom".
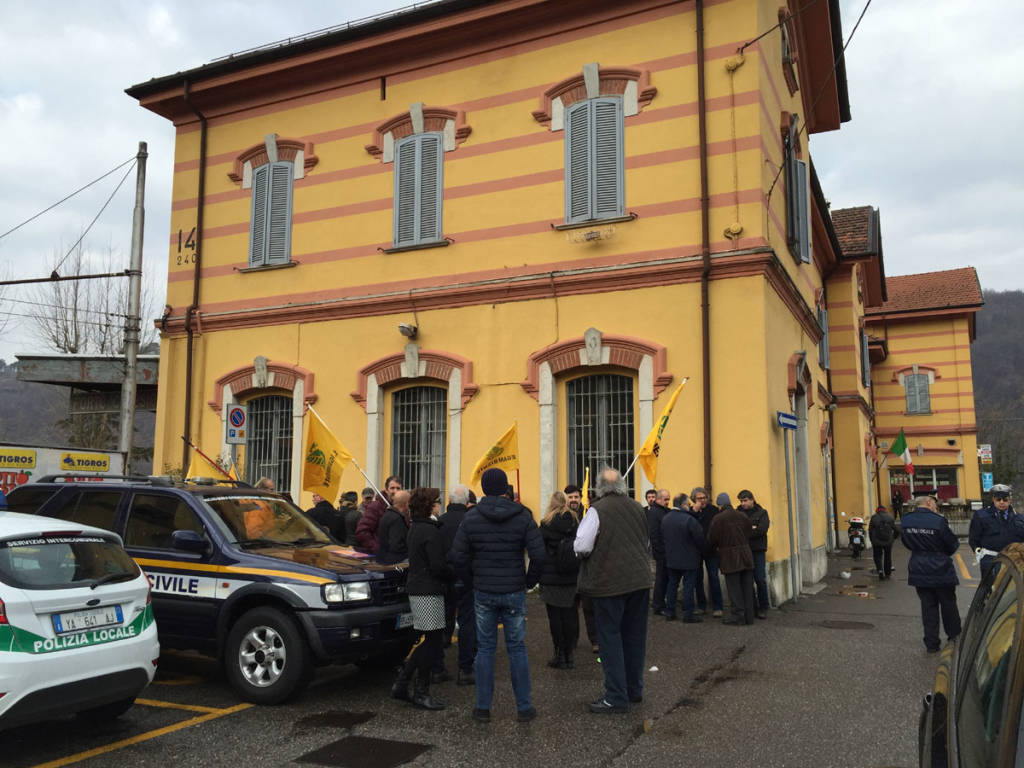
{"left": 470, "top": 423, "right": 520, "bottom": 486}
{"left": 302, "top": 408, "right": 353, "bottom": 501}
{"left": 228, "top": 461, "right": 239, "bottom": 481}
{"left": 636, "top": 377, "right": 689, "bottom": 485}
{"left": 581, "top": 465, "right": 591, "bottom": 516}
{"left": 185, "top": 450, "right": 226, "bottom": 480}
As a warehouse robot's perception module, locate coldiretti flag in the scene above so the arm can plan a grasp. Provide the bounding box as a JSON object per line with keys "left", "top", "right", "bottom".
{"left": 470, "top": 423, "right": 519, "bottom": 486}
{"left": 636, "top": 377, "right": 689, "bottom": 485}
{"left": 891, "top": 428, "right": 914, "bottom": 475}
{"left": 186, "top": 450, "right": 229, "bottom": 480}
{"left": 581, "top": 465, "right": 591, "bottom": 516}
{"left": 302, "top": 408, "right": 353, "bottom": 501}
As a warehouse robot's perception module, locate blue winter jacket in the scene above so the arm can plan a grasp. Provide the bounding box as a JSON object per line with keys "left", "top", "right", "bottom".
{"left": 899, "top": 506, "right": 960, "bottom": 588}
{"left": 661, "top": 508, "right": 705, "bottom": 571}
{"left": 967, "top": 504, "right": 1024, "bottom": 553}
{"left": 450, "top": 495, "right": 545, "bottom": 594}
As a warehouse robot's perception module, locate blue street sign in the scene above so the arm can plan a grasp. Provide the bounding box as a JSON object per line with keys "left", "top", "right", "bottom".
{"left": 777, "top": 411, "right": 798, "bottom": 430}
{"left": 982, "top": 472, "right": 994, "bottom": 492}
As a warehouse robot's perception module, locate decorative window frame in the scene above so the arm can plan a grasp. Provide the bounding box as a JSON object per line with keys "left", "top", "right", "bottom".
{"left": 207, "top": 356, "right": 318, "bottom": 500}
{"left": 351, "top": 345, "right": 478, "bottom": 489}
{"left": 365, "top": 103, "right": 472, "bottom": 162}
{"left": 228, "top": 134, "right": 319, "bottom": 187}
{"left": 531, "top": 63, "right": 657, "bottom": 130}
{"left": 892, "top": 365, "right": 939, "bottom": 386}
{"left": 787, "top": 351, "right": 814, "bottom": 407}
{"left": 779, "top": 9, "right": 799, "bottom": 96}
{"left": 521, "top": 328, "right": 673, "bottom": 503}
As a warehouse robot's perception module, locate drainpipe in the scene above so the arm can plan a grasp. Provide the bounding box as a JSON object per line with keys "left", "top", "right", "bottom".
{"left": 181, "top": 80, "right": 207, "bottom": 471}
{"left": 697, "top": 0, "right": 712, "bottom": 490}
{"left": 823, "top": 281, "right": 840, "bottom": 546}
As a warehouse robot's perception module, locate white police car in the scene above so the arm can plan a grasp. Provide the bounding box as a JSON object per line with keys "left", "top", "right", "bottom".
{"left": 0, "top": 511, "right": 159, "bottom": 729}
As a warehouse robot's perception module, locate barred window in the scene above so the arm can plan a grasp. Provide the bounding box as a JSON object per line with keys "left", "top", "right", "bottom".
{"left": 391, "top": 386, "right": 447, "bottom": 491}
{"left": 245, "top": 394, "right": 293, "bottom": 492}
{"left": 566, "top": 374, "right": 635, "bottom": 496}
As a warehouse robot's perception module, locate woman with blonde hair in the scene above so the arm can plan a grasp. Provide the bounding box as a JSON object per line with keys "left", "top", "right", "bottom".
{"left": 538, "top": 490, "right": 581, "bottom": 669}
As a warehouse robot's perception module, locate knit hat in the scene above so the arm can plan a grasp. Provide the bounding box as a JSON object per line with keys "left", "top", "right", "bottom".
{"left": 342, "top": 491, "right": 359, "bottom": 503}
{"left": 716, "top": 492, "right": 731, "bottom": 507}
{"left": 481, "top": 467, "right": 509, "bottom": 496}
{"left": 737, "top": 490, "right": 754, "bottom": 501}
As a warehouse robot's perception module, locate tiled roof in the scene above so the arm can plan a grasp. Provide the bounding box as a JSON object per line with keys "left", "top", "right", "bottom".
{"left": 830, "top": 206, "right": 876, "bottom": 256}
{"left": 867, "top": 267, "right": 983, "bottom": 314}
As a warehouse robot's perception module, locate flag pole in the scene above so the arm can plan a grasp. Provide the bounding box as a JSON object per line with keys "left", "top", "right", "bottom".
{"left": 515, "top": 468, "right": 521, "bottom": 502}
{"left": 624, "top": 455, "right": 639, "bottom": 478}
{"left": 180, "top": 435, "right": 232, "bottom": 479}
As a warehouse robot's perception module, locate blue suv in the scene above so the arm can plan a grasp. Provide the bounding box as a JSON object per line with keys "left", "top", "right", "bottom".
{"left": 5, "top": 476, "right": 415, "bottom": 704}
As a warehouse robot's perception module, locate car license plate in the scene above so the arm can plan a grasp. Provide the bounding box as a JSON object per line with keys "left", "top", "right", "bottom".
{"left": 395, "top": 612, "right": 414, "bottom": 629}
{"left": 52, "top": 605, "right": 124, "bottom": 635}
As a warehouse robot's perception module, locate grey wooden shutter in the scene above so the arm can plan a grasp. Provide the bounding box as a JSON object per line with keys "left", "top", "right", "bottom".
{"left": 394, "top": 138, "right": 417, "bottom": 246}
{"left": 861, "top": 329, "right": 871, "bottom": 387}
{"left": 249, "top": 164, "right": 269, "bottom": 266}
{"left": 593, "top": 97, "right": 624, "bottom": 219}
{"left": 796, "top": 159, "right": 811, "bottom": 263}
{"left": 916, "top": 374, "right": 930, "bottom": 412}
{"left": 417, "top": 134, "right": 443, "bottom": 244}
{"left": 818, "top": 306, "right": 830, "bottom": 369}
{"left": 266, "top": 162, "right": 293, "bottom": 264}
{"left": 565, "top": 101, "right": 592, "bottom": 224}
{"left": 906, "top": 374, "right": 930, "bottom": 413}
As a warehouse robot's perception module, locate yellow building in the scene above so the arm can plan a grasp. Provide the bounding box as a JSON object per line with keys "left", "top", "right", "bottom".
{"left": 128, "top": 0, "right": 885, "bottom": 603}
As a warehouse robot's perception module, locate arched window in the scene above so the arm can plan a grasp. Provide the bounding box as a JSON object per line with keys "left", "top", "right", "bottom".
{"left": 566, "top": 373, "right": 635, "bottom": 495}
{"left": 391, "top": 385, "right": 447, "bottom": 490}
{"left": 246, "top": 394, "right": 294, "bottom": 491}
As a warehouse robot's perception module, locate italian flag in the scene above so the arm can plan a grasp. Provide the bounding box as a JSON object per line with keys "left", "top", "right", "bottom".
{"left": 891, "top": 428, "right": 914, "bottom": 475}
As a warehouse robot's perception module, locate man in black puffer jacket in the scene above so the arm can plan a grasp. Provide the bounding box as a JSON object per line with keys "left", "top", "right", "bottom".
{"left": 451, "top": 468, "right": 545, "bottom": 723}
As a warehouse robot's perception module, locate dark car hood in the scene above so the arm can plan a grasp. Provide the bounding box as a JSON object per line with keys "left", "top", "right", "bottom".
{"left": 254, "top": 543, "right": 405, "bottom": 577}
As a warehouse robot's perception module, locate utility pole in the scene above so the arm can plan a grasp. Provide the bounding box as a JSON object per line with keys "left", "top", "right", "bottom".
{"left": 118, "top": 142, "right": 147, "bottom": 473}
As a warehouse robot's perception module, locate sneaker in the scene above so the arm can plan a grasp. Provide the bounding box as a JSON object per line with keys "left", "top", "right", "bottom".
{"left": 712, "top": 610, "right": 723, "bottom": 618}
{"left": 472, "top": 708, "right": 491, "bottom": 723}
{"left": 457, "top": 669, "right": 475, "bottom": 686}
{"left": 682, "top": 616, "right": 702, "bottom": 624}
{"left": 517, "top": 706, "right": 537, "bottom": 722}
{"left": 877, "top": 571, "right": 884, "bottom": 578}
{"left": 589, "top": 697, "right": 628, "bottom": 714}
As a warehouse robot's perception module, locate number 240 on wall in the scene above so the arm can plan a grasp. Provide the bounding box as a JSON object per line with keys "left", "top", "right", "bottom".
{"left": 177, "top": 227, "right": 197, "bottom": 265}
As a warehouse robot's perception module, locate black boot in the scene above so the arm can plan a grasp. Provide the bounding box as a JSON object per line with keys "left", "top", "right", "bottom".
{"left": 563, "top": 647, "right": 575, "bottom": 669}
{"left": 389, "top": 660, "right": 414, "bottom": 702}
{"left": 547, "top": 645, "right": 567, "bottom": 669}
{"left": 411, "top": 683, "right": 445, "bottom": 710}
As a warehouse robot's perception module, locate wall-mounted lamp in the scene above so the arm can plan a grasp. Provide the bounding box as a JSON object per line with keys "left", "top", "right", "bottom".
{"left": 398, "top": 323, "right": 418, "bottom": 340}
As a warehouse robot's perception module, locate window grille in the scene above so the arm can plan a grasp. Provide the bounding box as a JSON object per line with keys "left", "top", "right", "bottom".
{"left": 567, "top": 374, "right": 635, "bottom": 496}
{"left": 246, "top": 394, "right": 293, "bottom": 492}
{"left": 391, "top": 386, "right": 447, "bottom": 492}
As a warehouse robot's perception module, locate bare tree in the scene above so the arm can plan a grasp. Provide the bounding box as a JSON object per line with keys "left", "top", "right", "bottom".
{"left": 27, "top": 239, "right": 158, "bottom": 354}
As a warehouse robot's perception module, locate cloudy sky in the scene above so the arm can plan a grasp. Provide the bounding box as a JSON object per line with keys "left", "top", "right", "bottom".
{"left": 1, "top": 0, "right": 1020, "bottom": 363}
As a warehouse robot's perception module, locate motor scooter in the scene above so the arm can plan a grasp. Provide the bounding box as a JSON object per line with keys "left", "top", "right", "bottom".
{"left": 848, "top": 517, "right": 866, "bottom": 558}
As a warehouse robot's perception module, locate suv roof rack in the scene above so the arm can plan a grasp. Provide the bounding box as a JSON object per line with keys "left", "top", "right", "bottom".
{"left": 35, "top": 473, "right": 162, "bottom": 484}
{"left": 186, "top": 477, "right": 254, "bottom": 488}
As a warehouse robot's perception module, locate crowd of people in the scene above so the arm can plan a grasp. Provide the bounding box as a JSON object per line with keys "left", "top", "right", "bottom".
{"left": 305, "top": 468, "right": 775, "bottom": 720}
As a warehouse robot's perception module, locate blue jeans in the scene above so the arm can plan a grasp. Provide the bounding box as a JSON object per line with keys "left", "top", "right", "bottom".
{"left": 474, "top": 590, "right": 532, "bottom": 712}
{"left": 593, "top": 589, "right": 649, "bottom": 708}
{"left": 752, "top": 550, "right": 769, "bottom": 610}
{"left": 696, "top": 554, "right": 723, "bottom": 611}
{"left": 665, "top": 568, "right": 699, "bottom": 618}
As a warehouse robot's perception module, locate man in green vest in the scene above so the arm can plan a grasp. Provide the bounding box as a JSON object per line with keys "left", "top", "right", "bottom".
{"left": 575, "top": 468, "right": 654, "bottom": 713}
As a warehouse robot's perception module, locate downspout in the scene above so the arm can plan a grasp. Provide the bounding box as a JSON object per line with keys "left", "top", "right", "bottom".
{"left": 181, "top": 80, "right": 207, "bottom": 471}
{"left": 823, "top": 280, "right": 840, "bottom": 546}
{"left": 697, "top": 0, "right": 712, "bottom": 490}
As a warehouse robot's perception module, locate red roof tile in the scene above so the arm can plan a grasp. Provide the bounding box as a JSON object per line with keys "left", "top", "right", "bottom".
{"left": 867, "top": 268, "right": 983, "bottom": 314}
{"left": 831, "top": 206, "right": 876, "bottom": 256}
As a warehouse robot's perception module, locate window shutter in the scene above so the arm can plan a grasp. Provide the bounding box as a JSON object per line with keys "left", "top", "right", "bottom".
{"left": 565, "top": 101, "right": 592, "bottom": 224}
{"left": 907, "top": 373, "right": 930, "bottom": 414}
{"left": 917, "top": 374, "right": 930, "bottom": 412}
{"left": 593, "top": 98, "right": 624, "bottom": 219}
{"left": 861, "top": 330, "right": 871, "bottom": 387}
{"left": 266, "top": 162, "right": 293, "bottom": 264}
{"left": 249, "top": 164, "right": 269, "bottom": 266}
{"left": 905, "top": 375, "right": 919, "bottom": 413}
{"left": 417, "top": 134, "right": 443, "bottom": 244}
{"left": 795, "top": 159, "right": 811, "bottom": 263}
{"left": 818, "top": 307, "right": 830, "bottom": 369}
{"left": 784, "top": 117, "right": 799, "bottom": 251}
{"left": 394, "top": 139, "right": 418, "bottom": 246}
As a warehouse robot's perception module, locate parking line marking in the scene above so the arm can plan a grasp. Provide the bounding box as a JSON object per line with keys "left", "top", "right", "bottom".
{"left": 135, "top": 698, "right": 227, "bottom": 714}
{"left": 29, "top": 702, "right": 252, "bottom": 768}
{"left": 955, "top": 553, "right": 972, "bottom": 581}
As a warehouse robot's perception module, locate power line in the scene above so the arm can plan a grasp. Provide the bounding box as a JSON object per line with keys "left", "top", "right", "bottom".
{"left": 0, "top": 308, "right": 117, "bottom": 329}
{"left": 1, "top": 294, "right": 130, "bottom": 319}
{"left": 738, "top": 0, "right": 823, "bottom": 53}
{"left": 0, "top": 270, "right": 130, "bottom": 288}
{"left": 53, "top": 160, "right": 137, "bottom": 276}
{"left": 0, "top": 156, "right": 136, "bottom": 241}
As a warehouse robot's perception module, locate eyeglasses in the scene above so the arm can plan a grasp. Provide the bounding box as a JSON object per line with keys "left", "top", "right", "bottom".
{"left": 994, "top": 494, "right": 1011, "bottom": 500}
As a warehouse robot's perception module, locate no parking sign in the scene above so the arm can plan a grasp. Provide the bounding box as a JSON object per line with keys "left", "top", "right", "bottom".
{"left": 226, "top": 405, "right": 247, "bottom": 445}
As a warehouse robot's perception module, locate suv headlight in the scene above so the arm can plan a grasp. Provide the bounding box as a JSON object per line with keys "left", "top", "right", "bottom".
{"left": 323, "top": 581, "right": 372, "bottom": 604}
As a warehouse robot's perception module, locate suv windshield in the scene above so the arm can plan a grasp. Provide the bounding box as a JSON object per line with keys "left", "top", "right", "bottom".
{"left": 0, "top": 535, "right": 140, "bottom": 590}
{"left": 200, "top": 495, "right": 331, "bottom": 547}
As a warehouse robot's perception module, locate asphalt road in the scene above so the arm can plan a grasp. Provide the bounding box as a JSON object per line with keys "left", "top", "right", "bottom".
{"left": 1, "top": 542, "right": 978, "bottom": 768}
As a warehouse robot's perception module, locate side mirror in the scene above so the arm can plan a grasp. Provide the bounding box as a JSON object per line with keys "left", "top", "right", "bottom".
{"left": 171, "top": 529, "right": 209, "bottom": 554}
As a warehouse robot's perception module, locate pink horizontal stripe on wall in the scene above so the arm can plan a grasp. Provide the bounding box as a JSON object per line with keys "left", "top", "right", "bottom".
{"left": 875, "top": 409, "right": 973, "bottom": 417}
{"left": 885, "top": 344, "right": 971, "bottom": 356}
{"left": 873, "top": 392, "right": 973, "bottom": 401}
{"left": 874, "top": 361, "right": 972, "bottom": 372}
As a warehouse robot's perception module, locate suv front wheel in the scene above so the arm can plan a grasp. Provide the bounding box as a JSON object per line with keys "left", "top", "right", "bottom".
{"left": 225, "top": 606, "right": 313, "bottom": 705}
